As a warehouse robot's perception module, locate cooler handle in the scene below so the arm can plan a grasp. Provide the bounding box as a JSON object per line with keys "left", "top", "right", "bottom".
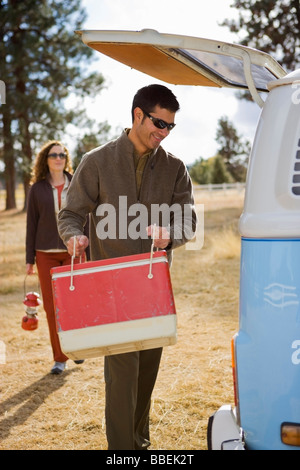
{"left": 148, "top": 224, "right": 158, "bottom": 280}
{"left": 69, "top": 232, "right": 155, "bottom": 288}
{"left": 69, "top": 236, "right": 82, "bottom": 291}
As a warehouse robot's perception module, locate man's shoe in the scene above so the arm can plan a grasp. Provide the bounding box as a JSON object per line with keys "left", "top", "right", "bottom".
{"left": 50, "top": 362, "right": 66, "bottom": 375}
{"left": 74, "top": 360, "right": 84, "bottom": 364}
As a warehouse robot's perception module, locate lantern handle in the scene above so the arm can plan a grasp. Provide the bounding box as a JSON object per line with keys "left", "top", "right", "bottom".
{"left": 24, "top": 273, "right": 41, "bottom": 298}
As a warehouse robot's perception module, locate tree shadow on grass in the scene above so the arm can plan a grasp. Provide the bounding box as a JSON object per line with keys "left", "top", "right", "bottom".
{"left": 0, "top": 369, "right": 77, "bottom": 441}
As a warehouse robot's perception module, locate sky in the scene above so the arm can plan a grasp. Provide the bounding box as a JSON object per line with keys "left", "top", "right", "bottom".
{"left": 68, "top": 0, "right": 263, "bottom": 166}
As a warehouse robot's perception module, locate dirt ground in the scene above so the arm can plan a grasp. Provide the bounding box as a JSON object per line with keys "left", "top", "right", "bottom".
{"left": 0, "top": 188, "right": 244, "bottom": 450}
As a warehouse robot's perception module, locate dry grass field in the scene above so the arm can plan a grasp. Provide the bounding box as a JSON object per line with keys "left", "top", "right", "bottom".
{"left": 0, "top": 188, "right": 244, "bottom": 450}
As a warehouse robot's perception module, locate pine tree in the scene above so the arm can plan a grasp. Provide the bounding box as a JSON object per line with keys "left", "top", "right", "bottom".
{"left": 211, "top": 155, "right": 233, "bottom": 184}
{"left": 0, "top": 0, "right": 106, "bottom": 209}
{"left": 216, "top": 116, "right": 250, "bottom": 182}
{"left": 222, "top": 0, "right": 300, "bottom": 71}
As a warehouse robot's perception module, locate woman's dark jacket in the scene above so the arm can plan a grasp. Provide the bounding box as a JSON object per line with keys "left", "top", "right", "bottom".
{"left": 26, "top": 171, "right": 89, "bottom": 265}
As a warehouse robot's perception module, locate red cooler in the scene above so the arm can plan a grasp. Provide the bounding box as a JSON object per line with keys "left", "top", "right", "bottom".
{"left": 51, "top": 250, "right": 177, "bottom": 360}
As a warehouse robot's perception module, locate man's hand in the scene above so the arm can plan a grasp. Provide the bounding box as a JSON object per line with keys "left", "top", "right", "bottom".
{"left": 146, "top": 225, "right": 171, "bottom": 249}
{"left": 67, "top": 235, "right": 89, "bottom": 257}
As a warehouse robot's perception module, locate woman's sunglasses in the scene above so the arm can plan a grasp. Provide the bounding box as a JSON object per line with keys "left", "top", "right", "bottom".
{"left": 48, "top": 153, "right": 67, "bottom": 159}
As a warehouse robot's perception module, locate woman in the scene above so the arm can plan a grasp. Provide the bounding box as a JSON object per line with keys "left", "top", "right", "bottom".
{"left": 26, "top": 140, "right": 87, "bottom": 374}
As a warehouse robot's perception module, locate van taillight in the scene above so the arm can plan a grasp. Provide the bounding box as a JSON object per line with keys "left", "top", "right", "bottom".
{"left": 281, "top": 423, "right": 300, "bottom": 446}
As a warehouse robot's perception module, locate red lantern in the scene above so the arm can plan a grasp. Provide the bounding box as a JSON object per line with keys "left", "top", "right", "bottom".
{"left": 22, "top": 291, "right": 41, "bottom": 331}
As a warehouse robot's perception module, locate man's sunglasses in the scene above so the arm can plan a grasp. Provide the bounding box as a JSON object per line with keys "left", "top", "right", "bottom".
{"left": 142, "top": 109, "right": 176, "bottom": 131}
{"left": 48, "top": 153, "right": 67, "bottom": 159}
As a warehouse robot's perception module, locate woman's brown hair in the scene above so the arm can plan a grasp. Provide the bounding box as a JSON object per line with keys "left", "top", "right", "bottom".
{"left": 30, "top": 140, "right": 73, "bottom": 184}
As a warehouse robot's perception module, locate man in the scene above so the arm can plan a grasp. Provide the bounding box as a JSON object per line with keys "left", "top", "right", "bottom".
{"left": 58, "top": 84, "right": 197, "bottom": 450}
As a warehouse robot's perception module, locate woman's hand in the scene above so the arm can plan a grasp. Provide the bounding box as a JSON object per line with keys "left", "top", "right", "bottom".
{"left": 26, "top": 263, "right": 35, "bottom": 275}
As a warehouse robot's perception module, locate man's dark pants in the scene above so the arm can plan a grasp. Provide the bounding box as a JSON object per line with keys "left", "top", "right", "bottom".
{"left": 104, "top": 347, "right": 163, "bottom": 450}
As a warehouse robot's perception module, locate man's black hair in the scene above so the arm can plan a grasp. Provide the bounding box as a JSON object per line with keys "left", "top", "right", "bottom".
{"left": 131, "top": 84, "right": 180, "bottom": 122}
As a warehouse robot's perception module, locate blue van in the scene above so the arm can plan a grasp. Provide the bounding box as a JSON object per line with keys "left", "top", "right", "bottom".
{"left": 208, "top": 68, "right": 300, "bottom": 450}
{"left": 76, "top": 29, "right": 300, "bottom": 450}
